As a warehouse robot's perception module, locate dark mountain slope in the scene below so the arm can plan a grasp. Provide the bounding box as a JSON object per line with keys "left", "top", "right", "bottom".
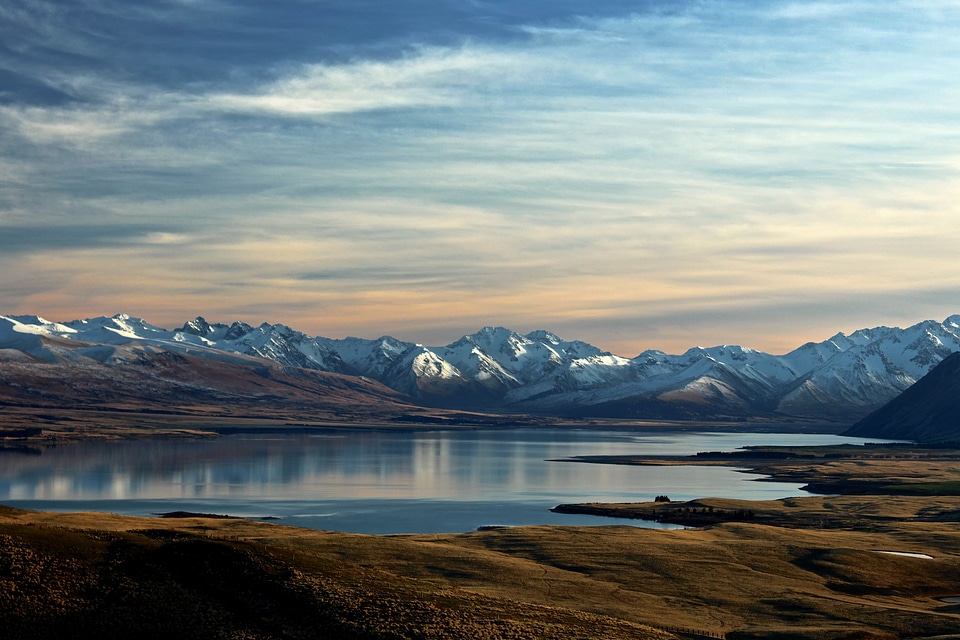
{"left": 844, "top": 351, "right": 960, "bottom": 443}
{"left": 0, "top": 340, "right": 425, "bottom": 431}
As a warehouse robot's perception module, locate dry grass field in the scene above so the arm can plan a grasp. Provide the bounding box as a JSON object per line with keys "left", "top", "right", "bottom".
{"left": 0, "top": 507, "right": 674, "bottom": 640}
{"left": 3, "top": 489, "right": 960, "bottom": 640}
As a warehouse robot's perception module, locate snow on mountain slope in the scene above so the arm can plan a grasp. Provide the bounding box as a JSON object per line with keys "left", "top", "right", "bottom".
{"left": 3, "top": 312, "right": 960, "bottom": 420}
{"left": 320, "top": 335, "right": 419, "bottom": 377}
{"left": 435, "top": 327, "right": 559, "bottom": 391}
{"left": 4, "top": 315, "right": 78, "bottom": 336}
{"left": 0, "top": 316, "right": 54, "bottom": 361}
{"left": 62, "top": 314, "right": 172, "bottom": 344}
{"left": 775, "top": 319, "right": 960, "bottom": 418}
{"left": 502, "top": 353, "right": 635, "bottom": 405}
{"left": 509, "top": 344, "right": 794, "bottom": 415}
{"left": 779, "top": 340, "right": 846, "bottom": 379}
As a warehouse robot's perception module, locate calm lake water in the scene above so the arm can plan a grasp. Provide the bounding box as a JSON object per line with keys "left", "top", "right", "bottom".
{"left": 0, "top": 428, "right": 886, "bottom": 534}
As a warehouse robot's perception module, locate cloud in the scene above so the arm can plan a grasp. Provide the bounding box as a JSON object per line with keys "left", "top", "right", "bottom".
{"left": 768, "top": 2, "right": 861, "bottom": 20}
{"left": 140, "top": 231, "right": 193, "bottom": 245}
{"left": 0, "top": 103, "right": 155, "bottom": 145}
{"left": 203, "top": 46, "right": 536, "bottom": 117}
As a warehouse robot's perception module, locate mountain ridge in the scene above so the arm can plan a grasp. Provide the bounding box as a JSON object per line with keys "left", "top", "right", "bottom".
{"left": 844, "top": 351, "right": 960, "bottom": 443}
{"left": 3, "top": 313, "right": 960, "bottom": 422}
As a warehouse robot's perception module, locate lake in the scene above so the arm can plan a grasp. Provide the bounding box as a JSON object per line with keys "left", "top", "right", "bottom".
{"left": 0, "top": 428, "right": 886, "bottom": 534}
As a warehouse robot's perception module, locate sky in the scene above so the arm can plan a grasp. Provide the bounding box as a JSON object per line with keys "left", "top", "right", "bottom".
{"left": 2, "top": 0, "right": 959, "bottom": 356}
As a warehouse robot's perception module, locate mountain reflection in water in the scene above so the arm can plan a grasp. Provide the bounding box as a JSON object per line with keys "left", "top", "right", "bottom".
{"left": 0, "top": 429, "right": 884, "bottom": 534}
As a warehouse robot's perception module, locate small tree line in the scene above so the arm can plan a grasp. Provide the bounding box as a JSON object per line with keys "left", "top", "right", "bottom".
{"left": 670, "top": 506, "right": 756, "bottom": 520}
{"left": 0, "top": 427, "right": 42, "bottom": 438}
{"left": 656, "top": 623, "right": 725, "bottom": 638}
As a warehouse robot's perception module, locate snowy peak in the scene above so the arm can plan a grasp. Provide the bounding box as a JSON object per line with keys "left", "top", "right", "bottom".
{"left": 435, "top": 326, "right": 616, "bottom": 391}
{"left": 524, "top": 329, "right": 563, "bottom": 344}
{"left": 180, "top": 316, "right": 217, "bottom": 337}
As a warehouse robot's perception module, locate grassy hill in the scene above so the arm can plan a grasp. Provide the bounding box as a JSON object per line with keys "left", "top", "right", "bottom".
{"left": 3, "top": 500, "right": 960, "bottom": 640}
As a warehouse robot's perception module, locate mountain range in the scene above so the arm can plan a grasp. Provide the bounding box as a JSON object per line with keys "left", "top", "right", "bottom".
{"left": 3, "top": 313, "right": 960, "bottom": 424}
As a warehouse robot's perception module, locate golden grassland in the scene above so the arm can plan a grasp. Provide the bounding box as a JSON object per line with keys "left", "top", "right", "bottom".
{"left": 2, "top": 445, "right": 960, "bottom": 639}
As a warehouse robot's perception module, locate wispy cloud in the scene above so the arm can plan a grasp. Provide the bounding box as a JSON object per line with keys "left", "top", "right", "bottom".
{"left": 206, "top": 46, "right": 530, "bottom": 117}
{"left": 1, "top": 103, "right": 156, "bottom": 145}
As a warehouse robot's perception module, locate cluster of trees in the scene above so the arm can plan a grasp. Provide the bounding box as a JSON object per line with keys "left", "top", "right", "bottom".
{"left": 653, "top": 495, "right": 671, "bottom": 503}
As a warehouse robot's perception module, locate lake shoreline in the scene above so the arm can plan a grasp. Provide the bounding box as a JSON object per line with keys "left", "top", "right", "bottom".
{"left": 551, "top": 443, "right": 960, "bottom": 527}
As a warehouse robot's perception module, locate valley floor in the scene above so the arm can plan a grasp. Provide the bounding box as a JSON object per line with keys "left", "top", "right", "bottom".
{"left": 0, "top": 404, "right": 846, "bottom": 449}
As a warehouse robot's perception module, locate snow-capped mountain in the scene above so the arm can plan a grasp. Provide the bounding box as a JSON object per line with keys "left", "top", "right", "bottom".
{"left": 3, "top": 313, "right": 960, "bottom": 421}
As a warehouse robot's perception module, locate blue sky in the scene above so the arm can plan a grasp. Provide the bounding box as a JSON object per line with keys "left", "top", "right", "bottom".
{"left": 2, "top": 0, "right": 959, "bottom": 355}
